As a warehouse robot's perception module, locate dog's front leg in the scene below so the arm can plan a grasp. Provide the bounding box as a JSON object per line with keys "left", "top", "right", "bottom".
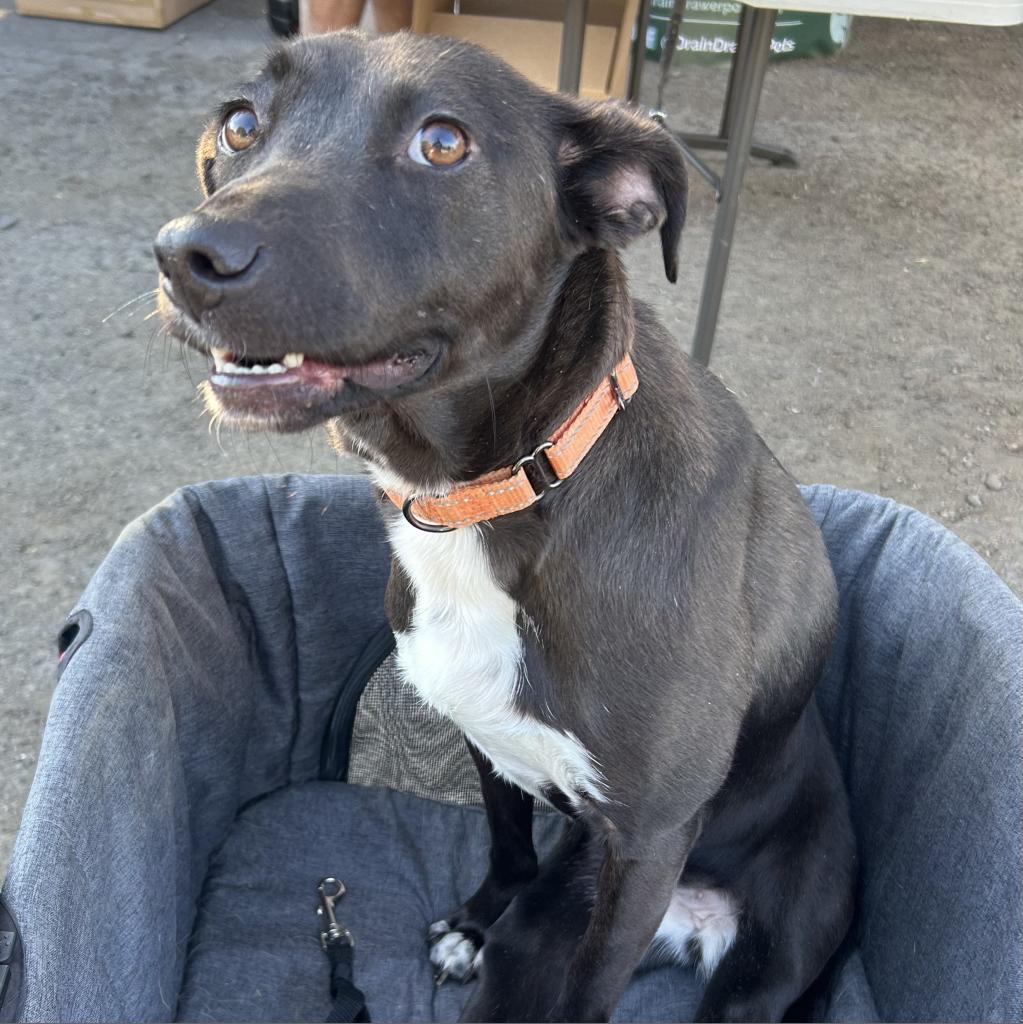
{"left": 428, "top": 740, "right": 537, "bottom": 983}
{"left": 460, "top": 817, "right": 598, "bottom": 1023}
{"left": 552, "top": 821, "right": 700, "bottom": 1023}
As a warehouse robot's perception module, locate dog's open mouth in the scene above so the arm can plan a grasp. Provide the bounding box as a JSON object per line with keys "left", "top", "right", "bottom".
{"left": 209, "top": 348, "right": 433, "bottom": 391}
{"left": 201, "top": 343, "right": 440, "bottom": 429}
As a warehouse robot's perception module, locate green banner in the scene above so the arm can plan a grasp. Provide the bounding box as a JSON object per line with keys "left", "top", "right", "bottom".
{"left": 644, "top": 0, "right": 852, "bottom": 64}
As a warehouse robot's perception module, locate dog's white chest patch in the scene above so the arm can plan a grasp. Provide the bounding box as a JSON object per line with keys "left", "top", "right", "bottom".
{"left": 382, "top": 508, "right": 604, "bottom": 806}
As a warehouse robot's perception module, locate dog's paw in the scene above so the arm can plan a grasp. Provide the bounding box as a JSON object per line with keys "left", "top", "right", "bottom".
{"left": 428, "top": 919, "right": 484, "bottom": 985}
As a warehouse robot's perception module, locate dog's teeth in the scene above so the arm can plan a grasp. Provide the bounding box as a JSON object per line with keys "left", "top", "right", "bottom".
{"left": 282, "top": 353, "right": 305, "bottom": 368}
{"left": 214, "top": 357, "right": 293, "bottom": 376}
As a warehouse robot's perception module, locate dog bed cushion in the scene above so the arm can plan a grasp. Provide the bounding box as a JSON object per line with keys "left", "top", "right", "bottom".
{"left": 2, "top": 475, "right": 1020, "bottom": 1023}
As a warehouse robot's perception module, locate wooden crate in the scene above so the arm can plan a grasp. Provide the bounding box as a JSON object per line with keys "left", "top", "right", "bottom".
{"left": 411, "top": 0, "right": 639, "bottom": 99}
{"left": 15, "top": 0, "right": 211, "bottom": 29}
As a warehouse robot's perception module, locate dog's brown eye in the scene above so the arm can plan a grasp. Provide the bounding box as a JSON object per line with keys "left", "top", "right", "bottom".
{"left": 409, "top": 121, "right": 468, "bottom": 167}
{"left": 220, "top": 107, "right": 259, "bottom": 153}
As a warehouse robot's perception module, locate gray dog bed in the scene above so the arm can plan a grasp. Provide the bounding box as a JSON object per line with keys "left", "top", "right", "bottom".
{"left": 2, "top": 476, "right": 1020, "bottom": 1022}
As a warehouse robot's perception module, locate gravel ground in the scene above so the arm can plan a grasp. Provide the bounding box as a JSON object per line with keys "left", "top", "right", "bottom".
{"left": 1, "top": 1, "right": 1020, "bottom": 873}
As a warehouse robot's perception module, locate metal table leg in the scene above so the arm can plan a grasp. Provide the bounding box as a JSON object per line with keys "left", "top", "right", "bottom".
{"left": 690, "top": 6, "right": 777, "bottom": 366}
{"left": 674, "top": 13, "right": 796, "bottom": 196}
{"left": 627, "top": 0, "right": 653, "bottom": 101}
{"left": 677, "top": 4, "right": 796, "bottom": 169}
{"left": 650, "top": 0, "right": 797, "bottom": 194}
{"left": 676, "top": 132, "right": 796, "bottom": 168}
{"left": 659, "top": 1, "right": 796, "bottom": 190}
{"left": 558, "top": 0, "right": 589, "bottom": 94}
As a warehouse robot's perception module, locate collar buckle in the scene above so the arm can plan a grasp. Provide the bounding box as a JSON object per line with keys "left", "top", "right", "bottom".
{"left": 511, "top": 440, "right": 563, "bottom": 499}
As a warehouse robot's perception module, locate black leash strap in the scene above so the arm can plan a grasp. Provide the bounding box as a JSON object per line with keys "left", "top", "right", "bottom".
{"left": 317, "top": 878, "right": 370, "bottom": 1023}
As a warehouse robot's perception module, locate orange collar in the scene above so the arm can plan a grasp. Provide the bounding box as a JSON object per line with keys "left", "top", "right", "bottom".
{"left": 386, "top": 354, "right": 639, "bottom": 532}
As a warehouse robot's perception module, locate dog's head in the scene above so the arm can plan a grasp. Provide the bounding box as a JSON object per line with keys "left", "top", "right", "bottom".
{"left": 155, "top": 31, "right": 687, "bottom": 433}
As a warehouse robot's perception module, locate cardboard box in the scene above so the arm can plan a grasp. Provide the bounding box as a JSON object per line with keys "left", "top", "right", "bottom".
{"left": 412, "top": 0, "right": 640, "bottom": 98}
{"left": 15, "top": 0, "right": 211, "bottom": 29}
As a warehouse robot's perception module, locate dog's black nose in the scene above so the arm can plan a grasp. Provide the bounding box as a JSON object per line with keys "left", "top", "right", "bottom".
{"left": 154, "top": 215, "right": 263, "bottom": 320}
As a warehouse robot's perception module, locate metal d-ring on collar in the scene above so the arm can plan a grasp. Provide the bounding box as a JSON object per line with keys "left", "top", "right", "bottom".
{"left": 511, "top": 440, "right": 563, "bottom": 490}
{"left": 402, "top": 496, "right": 455, "bottom": 533}
{"left": 402, "top": 440, "right": 562, "bottom": 534}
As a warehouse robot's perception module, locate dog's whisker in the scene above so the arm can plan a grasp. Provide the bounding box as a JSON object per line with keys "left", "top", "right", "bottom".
{"left": 177, "top": 339, "right": 199, "bottom": 389}
{"left": 160, "top": 329, "right": 174, "bottom": 373}
{"left": 142, "top": 332, "right": 158, "bottom": 379}
{"left": 211, "top": 408, "right": 227, "bottom": 456}
{"left": 263, "top": 433, "right": 287, "bottom": 473}
{"left": 101, "top": 289, "right": 159, "bottom": 324}
{"left": 243, "top": 430, "right": 253, "bottom": 454}
{"left": 484, "top": 373, "right": 498, "bottom": 455}
{"left": 131, "top": 301, "right": 161, "bottom": 322}
{"left": 142, "top": 323, "right": 170, "bottom": 381}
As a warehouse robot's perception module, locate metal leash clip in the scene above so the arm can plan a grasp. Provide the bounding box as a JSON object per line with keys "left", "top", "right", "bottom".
{"left": 317, "top": 877, "right": 354, "bottom": 949}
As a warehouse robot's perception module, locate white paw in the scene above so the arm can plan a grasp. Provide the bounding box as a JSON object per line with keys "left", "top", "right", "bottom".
{"left": 428, "top": 920, "right": 483, "bottom": 984}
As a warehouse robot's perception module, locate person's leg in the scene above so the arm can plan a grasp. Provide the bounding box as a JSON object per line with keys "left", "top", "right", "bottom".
{"left": 299, "top": 0, "right": 365, "bottom": 34}
{"left": 371, "top": 0, "right": 412, "bottom": 32}
{"left": 299, "top": 0, "right": 410, "bottom": 34}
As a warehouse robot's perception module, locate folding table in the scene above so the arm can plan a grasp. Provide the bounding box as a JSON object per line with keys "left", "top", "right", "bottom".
{"left": 559, "top": 0, "right": 1023, "bottom": 364}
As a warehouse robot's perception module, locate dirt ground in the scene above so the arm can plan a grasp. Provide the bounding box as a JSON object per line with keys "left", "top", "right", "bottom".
{"left": 0, "top": 1, "right": 1020, "bottom": 873}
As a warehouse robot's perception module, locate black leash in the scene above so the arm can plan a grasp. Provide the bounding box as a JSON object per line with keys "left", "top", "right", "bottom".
{"left": 317, "top": 878, "right": 370, "bottom": 1023}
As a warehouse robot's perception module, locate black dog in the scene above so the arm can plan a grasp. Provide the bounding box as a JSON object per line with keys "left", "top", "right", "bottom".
{"left": 155, "top": 31, "right": 856, "bottom": 1022}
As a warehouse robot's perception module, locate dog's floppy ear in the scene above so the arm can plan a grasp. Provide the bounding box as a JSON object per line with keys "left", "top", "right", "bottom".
{"left": 556, "top": 101, "right": 688, "bottom": 282}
